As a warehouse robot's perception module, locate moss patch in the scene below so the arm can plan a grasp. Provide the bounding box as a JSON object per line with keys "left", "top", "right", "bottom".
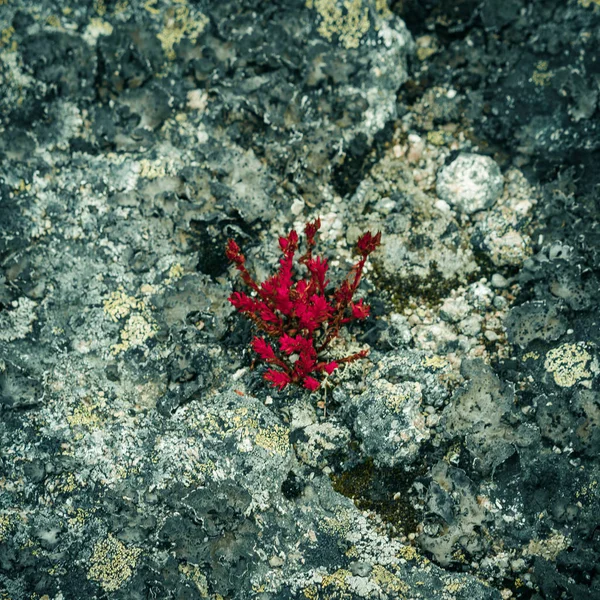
{"left": 330, "top": 457, "right": 424, "bottom": 536}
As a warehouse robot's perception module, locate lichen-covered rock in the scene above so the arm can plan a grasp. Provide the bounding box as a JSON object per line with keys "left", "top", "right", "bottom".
{"left": 436, "top": 153, "right": 504, "bottom": 215}
{"left": 354, "top": 378, "right": 429, "bottom": 467}
{"left": 2, "top": 0, "right": 599, "bottom": 598}
{"left": 346, "top": 351, "right": 451, "bottom": 467}
{"left": 418, "top": 461, "right": 491, "bottom": 567}
{"left": 504, "top": 300, "right": 568, "bottom": 348}
{"left": 443, "top": 360, "right": 540, "bottom": 475}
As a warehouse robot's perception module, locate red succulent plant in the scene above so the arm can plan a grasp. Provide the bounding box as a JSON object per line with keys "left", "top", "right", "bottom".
{"left": 226, "top": 219, "right": 381, "bottom": 392}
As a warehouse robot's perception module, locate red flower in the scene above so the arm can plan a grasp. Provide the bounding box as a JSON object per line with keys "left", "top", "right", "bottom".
{"left": 303, "top": 377, "right": 320, "bottom": 391}
{"left": 264, "top": 369, "right": 292, "bottom": 390}
{"left": 351, "top": 299, "right": 370, "bottom": 320}
{"left": 226, "top": 239, "right": 243, "bottom": 263}
{"left": 252, "top": 337, "right": 276, "bottom": 361}
{"left": 356, "top": 231, "right": 382, "bottom": 257}
{"left": 323, "top": 361, "right": 338, "bottom": 375}
{"left": 229, "top": 291, "right": 256, "bottom": 313}
{"left": 226, "top": 220, "right": 380, "bottom": 393}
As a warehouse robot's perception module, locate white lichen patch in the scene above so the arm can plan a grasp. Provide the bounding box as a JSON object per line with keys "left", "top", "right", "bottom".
{"left": 544, "top": 343, "right": 594, "bottom": 387}
{"left": 152, "top": 433, "right": 216, "bottom": 488}
{"left": 0, "top": 297, "right": 37, "bottom": 341}
{"left": 87, "top": 534, "right": 142, "bottom": 592}
{"left": 82, "top": 17, "right": 114, "bottom": 45}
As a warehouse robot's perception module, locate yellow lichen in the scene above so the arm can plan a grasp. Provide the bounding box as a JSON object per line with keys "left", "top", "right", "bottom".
{"left": 444, "top": 579, "right": 466, "bottom": 594}
{"left": 144, "top": 0, "right": 160, "bottom": 14}
{"left": 422, "top": 355, "right": 448, "bottom": 370}
{"left": 544, "top": 343, "right": 592, "bottom": 387}
{"left": 522, "top": 351, "right": 540, "bottom": 361}
{"left": 306, "top": 0, "right": 371, "bottom": 49}
{"left": 157, "top": 5, "right": 209, "bottom": 60}
{"left": 55, "top": 472, "right": 79, "bottom": 494}
{"left": 137, "top": 158, "right": 177, "bottom": 179}
{"left": 67, "top": 396, "right": 106, "bottom": 434}
{"left": 371, "top": 565, "right": 410, "bottom": 596}
{"left": 165, "top": 263, "right": 185, "bottom": 283}
{"left": 179, "top": 563, "right": 209, "bottom": 597}
{"left": 384, "top": 380, "right": 422, "bottom": 413}
{"left": 0, "top": 514, "right": 14, "bottom": 542}
{"left": 416, "top": 46, "right": 436, "bottom": 61}
{"left": 526, "top": 532, "right": 570, "bottom": 561}
{"left": 104, "top": 289, "right": 158, "bottom": 355}
{"left": 302, "top": 585, "right": 319, "bottom": 600}
{"left": 375, "top": 0, "right": 391, "bottom": 19}
{"left": 110, "top": 313, "right": 158, "bottom": 355}
{"left": 320, "top": 508, "right": 353, "bottom": 537}
{"left": 87, "top": 534, "right": 142, "bottom": 592}
{"left": 67, "top": 507, "right": 91, "bottom": 528}
{"left": 254, "top": 424, "right": 290, "bottom": 456}
{"left": 0, "top": 26, "right": 15, "bottom": 49}
{"left": 95, "top": 0, "right": 106, "bottom": 16}
{"left": 531, "top": 61, "right": 554, "bottom": 87}
{"left": 426, "top": 130, "right": 448, "bottom": 146}
{"left": 103, "top": 289, "right": 143, "bottom": 322}
{"left": 322, "top": 568, "right": 352, "bottom": 590}
{"left": 397, "top": 544, "right": 420, "bottom": 561}
{"left": 46, "top": 15, "right": 61, "bottom": 28}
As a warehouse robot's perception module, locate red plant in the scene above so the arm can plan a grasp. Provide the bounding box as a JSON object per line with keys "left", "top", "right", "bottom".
{"left": 226, "top": 219, "right": 381, "bottom": 392}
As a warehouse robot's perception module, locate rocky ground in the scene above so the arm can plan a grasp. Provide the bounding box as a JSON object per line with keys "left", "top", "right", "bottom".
{"left": 1, "top": 0, "right": 599, "bottom": 599}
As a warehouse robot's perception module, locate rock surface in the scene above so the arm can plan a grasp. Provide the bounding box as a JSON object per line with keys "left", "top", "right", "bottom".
{"left": 2, "top": 1, "right": 600, "bottom": 599}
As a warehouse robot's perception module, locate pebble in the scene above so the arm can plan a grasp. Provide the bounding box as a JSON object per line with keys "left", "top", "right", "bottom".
{"left": 436, "top": 153, "right": 504, "bottom": 214}
{"left": 491, "top": 273, "right": 509, "bottom": 288}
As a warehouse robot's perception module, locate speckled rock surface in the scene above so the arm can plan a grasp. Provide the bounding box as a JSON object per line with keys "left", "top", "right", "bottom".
{"left": 2, "top": 0, "right": 600, "bottom": 599}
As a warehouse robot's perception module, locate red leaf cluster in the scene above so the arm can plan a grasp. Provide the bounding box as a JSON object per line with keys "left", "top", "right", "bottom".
{"left": 226, "top": 219, "right": 381, "bottom": 392}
